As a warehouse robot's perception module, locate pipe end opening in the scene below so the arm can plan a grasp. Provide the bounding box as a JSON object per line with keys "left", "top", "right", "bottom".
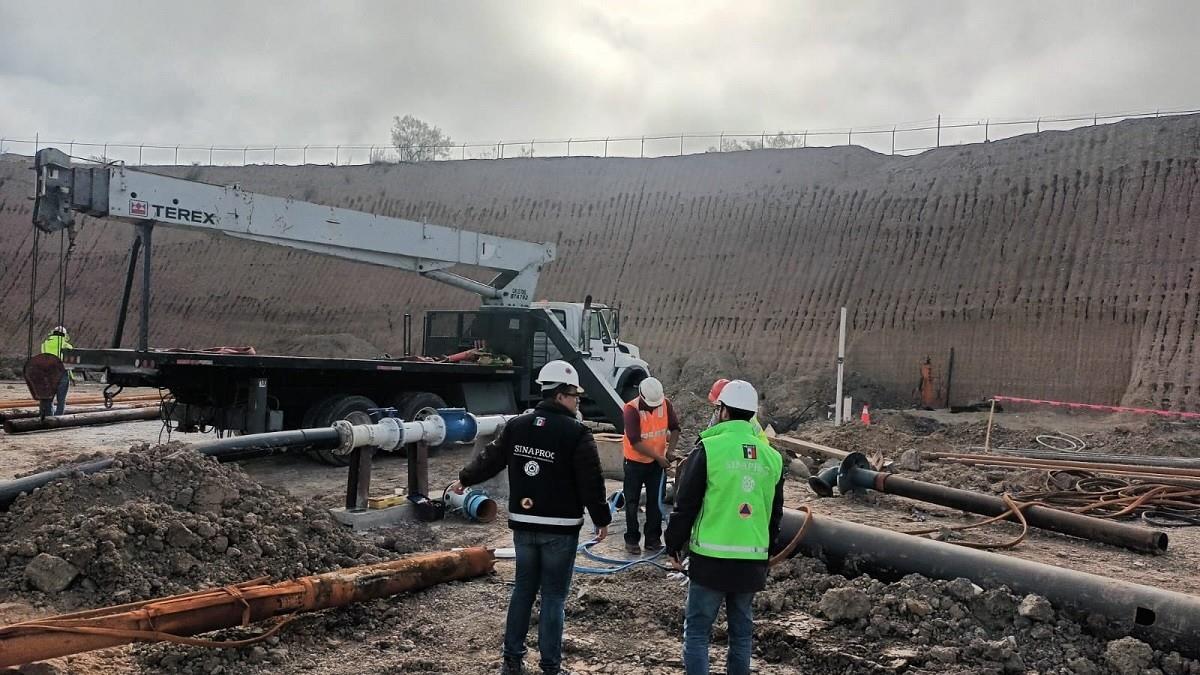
{"left": 477, "top": 499, "right": 498, "bottom": 523}
{"left": 1155, "top": 533, "right": 1169, "bottom": 553}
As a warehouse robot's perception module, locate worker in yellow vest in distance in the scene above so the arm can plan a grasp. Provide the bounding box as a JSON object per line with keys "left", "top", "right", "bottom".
{"left": 39, "top": 325, "right": 74, "bottom": 417}
{"left": 707, "top": 379, "right": 769, "bottom": 442}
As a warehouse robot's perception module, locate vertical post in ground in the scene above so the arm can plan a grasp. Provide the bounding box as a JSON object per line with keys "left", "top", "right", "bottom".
{"left": 835, "top": 306, "right": 847, "bottom": 426}
{"left": 984, "top": 399, "right": 996, "bottom": 452}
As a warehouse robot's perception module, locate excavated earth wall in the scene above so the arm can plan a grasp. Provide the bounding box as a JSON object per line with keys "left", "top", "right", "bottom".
{"left": 2, "top": 114, "right": 1199, "bottom": 409}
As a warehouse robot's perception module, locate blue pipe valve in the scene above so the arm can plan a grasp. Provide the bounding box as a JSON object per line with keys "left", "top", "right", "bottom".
{"left": 435, "top": 408, "right": 478, "bottom": 445}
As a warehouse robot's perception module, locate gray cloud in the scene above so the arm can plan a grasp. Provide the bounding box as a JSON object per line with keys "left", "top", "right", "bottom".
{"left": 2, "top": 0, "right": 1197, "bottom": 160}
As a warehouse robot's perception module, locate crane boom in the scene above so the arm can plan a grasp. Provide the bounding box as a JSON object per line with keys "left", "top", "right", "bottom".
{"left": 32, "top": 149, "right": 554, "bottom": 307}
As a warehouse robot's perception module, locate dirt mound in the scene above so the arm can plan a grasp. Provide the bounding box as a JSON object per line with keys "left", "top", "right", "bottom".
{"left": 0, "top": 355, "right": 22, "bottom": 381}
{"left": 254, "top": 333, "right": 386, "bottom": 359}
{"left": 658, "top": 350, "right": 898, "bottom": 435}
{"left": 755, "top": 557, "right": 1198, "bottom": 674}
{"left": 0, "top": 444, "right": 396, "bottom": 610}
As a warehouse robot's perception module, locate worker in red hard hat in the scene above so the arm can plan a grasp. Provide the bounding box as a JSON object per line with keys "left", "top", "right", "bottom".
{"left": 707, "top": 378, "right": 769, "bottom": 442}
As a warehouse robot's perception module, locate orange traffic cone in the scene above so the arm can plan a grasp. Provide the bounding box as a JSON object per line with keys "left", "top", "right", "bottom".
{"left": 860, "top": 405, "right": 871, "bottom": 426}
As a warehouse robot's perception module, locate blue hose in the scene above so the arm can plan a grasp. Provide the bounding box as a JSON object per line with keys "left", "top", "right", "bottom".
{"left": 574, "top": 538, "right": 673, "bottom": 574}
{"left": 575, "top": 469, "right": 675, "bottom": 575}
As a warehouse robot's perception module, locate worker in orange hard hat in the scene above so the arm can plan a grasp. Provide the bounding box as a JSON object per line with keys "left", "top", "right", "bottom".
{"left": 707, "top": 378, "right": 769, "bottom": 442}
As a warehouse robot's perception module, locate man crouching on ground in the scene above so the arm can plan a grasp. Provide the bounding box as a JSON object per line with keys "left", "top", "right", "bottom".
{"left": 665, "top": 379, "right": 785, "bottom": 675}
{"left": 452, "top": 360, "right": 611, "bottom": 675}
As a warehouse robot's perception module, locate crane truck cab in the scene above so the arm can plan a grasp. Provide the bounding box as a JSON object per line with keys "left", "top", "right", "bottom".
{"left": 533, "top": 300, "right": 649, "bottom": 402}
{"left": 422, "top": 300, "right": 650, "bottom": 409}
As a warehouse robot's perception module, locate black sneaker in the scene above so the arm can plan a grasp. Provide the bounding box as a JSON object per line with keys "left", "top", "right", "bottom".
{"left": 500, "top": 657, "right": 525, "bottom": 675}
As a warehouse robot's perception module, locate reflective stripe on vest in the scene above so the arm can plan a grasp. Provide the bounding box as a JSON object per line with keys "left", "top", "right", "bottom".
{"left": 622, "top": 397, "right": 669, "bottom": 463}
{"left": 691, "top": 541, "right": 768, "bottom": 554}
{"left": 509, "top": 513, "right": 585, "bottom": 527}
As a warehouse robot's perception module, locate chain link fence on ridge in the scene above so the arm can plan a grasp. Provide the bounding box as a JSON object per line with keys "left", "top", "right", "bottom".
{"left": 3, "top": 107, "right": 1198, "bottom": 168}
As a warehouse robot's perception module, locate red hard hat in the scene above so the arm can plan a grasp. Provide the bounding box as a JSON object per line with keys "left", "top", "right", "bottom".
{"left": 707, "top": 378, "right": 730, "bottom": 404}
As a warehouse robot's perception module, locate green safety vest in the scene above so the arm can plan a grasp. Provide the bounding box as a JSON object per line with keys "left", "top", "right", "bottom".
{"left": 40, "top": 335, "right": 73, "bottom": 358}
{"left": 690, "top": 419, "right": 783, "bottom": 561}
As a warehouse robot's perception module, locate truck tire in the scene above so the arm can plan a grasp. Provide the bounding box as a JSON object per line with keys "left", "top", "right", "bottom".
{"left": 306, "top": 394, "right": 379, "bottom": 466}
{"left": 393, "top": 391, "right": 448, "bottom": 455}
{"left": 619, "top": 372, "right": 648, "bottom": 404}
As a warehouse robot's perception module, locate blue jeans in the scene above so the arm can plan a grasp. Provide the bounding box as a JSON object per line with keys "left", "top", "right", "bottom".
{"left": 504, "top": 529, "right": 579, "bottom": 672}
{"left": 683, "top": 581, "right": 755, "bottom": 675}
{"left": 39, "top": 373, "right": 70, "bottom": 417}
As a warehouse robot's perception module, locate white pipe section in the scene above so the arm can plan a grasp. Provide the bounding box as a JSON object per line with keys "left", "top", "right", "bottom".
{"left": 333, "top": 412, "right": 517, "bottom": 455}
{"left": 475, "top": 414, "right": 517, "bottom": 438}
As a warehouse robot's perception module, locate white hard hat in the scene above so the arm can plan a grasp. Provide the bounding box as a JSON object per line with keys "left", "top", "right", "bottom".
{"left": 716, "top": 379, "right": 758, "bottom": 413}
{"left": 536, "top": 360, "right": 583, "bottom": 393}
{"left": 52, "top": 325, "right": 67, "bottom": 336}
{"left": 638, "top": 377, "right": 665, "bottom": 407}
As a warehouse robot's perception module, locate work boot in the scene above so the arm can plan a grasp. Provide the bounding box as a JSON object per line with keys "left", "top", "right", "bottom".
{"left": 643, "top": 539, "right": 663, "bottom": 552}
{"left": 500, "top": 656, "right": 525, "bottom": 674}
{"left": 624, "top": 542, "right": 641, "bottom": 556}
{"left": 542, "top": 669, "right": 576, "bottom": 675}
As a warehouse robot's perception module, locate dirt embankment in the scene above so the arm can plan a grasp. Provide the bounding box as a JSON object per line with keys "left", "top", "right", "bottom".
{"left": 5, "top": 115, "right": 1200, "bottom": 410}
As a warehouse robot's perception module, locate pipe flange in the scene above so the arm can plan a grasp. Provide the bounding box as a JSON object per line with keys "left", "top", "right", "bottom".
{"left": 332, "top": 419, "right": 355, "bottom": 455}
{"left": 414, "top": 407, "right": 447, "bottom": 446}
{"left": 837, "top": 452, "right": 872, "bottom": 495}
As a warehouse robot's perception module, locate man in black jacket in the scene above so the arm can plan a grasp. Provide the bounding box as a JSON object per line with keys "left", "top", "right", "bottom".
{"left": 453, "top": 360, "right": 611, "bottom": 675}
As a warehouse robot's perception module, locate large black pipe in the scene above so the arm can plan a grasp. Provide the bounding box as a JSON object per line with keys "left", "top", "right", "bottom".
{"left": 0, "top": 428, "right": 340, "bottom": 511}
{"left": 833, "top": 452, "right": 1168, "bottom": 555}
{"left": 780, "top": 509, "right": 1200, "bottom": 657}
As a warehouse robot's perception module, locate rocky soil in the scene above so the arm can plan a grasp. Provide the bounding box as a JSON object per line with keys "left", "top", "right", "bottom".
{"left": 3, "top": 388, "right": 1200, "bottom": 673}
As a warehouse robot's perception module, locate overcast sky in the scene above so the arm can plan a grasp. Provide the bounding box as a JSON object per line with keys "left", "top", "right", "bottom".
{"left": 3, "top": 1, "right": 1199, "bottom": 161}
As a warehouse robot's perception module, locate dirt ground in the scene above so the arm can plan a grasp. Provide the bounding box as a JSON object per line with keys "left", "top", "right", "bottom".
{"left": 3, "top": 382, "right": 1200, "bottom": 674}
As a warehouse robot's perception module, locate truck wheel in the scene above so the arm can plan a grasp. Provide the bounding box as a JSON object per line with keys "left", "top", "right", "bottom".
{"left": 308, "top": 395, "right": 379, "bottom": 466}
{"left": 619, "top": 375, "right": 646, "bottom": 404}
{"left": 394, "top": 391, "right": 448, "bottom": 454}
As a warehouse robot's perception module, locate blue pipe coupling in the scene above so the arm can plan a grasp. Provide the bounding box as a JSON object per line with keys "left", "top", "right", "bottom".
{"left": 436, "top": 408, "right": 478, "bottom": 445}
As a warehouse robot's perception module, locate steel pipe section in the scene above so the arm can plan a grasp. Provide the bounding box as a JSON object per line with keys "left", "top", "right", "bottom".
{"left": 779, "top": 509, "right": 1200, "bottom": 657}
{"left": 830, "top": 452, "right": 1167, "bottom": 555}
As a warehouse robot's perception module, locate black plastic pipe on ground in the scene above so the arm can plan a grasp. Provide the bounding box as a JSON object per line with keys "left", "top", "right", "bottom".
{"left": 3, "top": 407, "right": 161, "bottom": 434}
{"left": 779, "top": 508, "right": 1200, "bottom": 658}
{"left": 834, "top": 452, "right": 1168, "bottom": 555}
{"left": 0, "top": 428, "right": 341, "bottom": 511}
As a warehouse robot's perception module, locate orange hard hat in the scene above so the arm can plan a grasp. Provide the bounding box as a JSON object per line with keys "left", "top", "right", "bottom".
{"left": 708, "top": 378, "right": 731, "bottom": 404}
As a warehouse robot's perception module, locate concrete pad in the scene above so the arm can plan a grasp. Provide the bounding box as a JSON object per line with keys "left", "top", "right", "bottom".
{"left": 330, "top": 503, "right": 413, "bottom": 531}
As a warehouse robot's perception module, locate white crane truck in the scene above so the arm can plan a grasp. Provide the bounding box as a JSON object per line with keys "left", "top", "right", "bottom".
{"left": 32, "top": 148, "right": 651, "bottom": 463}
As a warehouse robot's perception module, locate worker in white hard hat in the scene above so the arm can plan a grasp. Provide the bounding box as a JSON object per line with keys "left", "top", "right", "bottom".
{"left": 453, "top": 360, "right": 611, "bottom": 675}
{"left": 619, "top": 376, "right": 680, "bottom": 555}
{"left": 666, "top": 379, "right": 785, "bottom": 675}
{"left": 39, "top": 325, "right": 74, "bottom": 417}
